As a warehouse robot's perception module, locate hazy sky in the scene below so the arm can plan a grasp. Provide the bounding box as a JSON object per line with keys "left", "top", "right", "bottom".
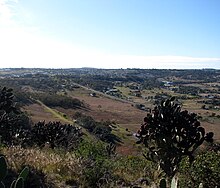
{"left": 0, "top": 0, "right": 220, "bottom": 69}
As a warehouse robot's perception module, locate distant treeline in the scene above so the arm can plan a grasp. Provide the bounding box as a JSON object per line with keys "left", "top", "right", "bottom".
{"left": 32, "top": 93, "right": 84, "bottom": 109}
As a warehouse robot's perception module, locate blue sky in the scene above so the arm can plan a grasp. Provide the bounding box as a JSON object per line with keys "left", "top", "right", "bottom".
{"left": 0, "top": 0, "right": 220, "bottom": 69}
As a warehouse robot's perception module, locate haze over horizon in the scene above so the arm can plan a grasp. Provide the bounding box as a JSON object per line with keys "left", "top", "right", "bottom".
{"left": 0, "top": 0, "right": 220, "bottom": 69}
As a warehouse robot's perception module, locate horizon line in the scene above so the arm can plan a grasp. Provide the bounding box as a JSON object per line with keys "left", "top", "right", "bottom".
{"left": 0, "top": 67, "right": 219, "bottom": 70}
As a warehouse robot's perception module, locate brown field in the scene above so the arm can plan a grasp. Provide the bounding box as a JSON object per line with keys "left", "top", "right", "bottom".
{"left": 64, "top": 89, "right": 147, "bottom": 124}
{"left": 203, "top": 121, "right": 220, "bottom": 142}
{"left": 23, "top": 103, "right": 69, "bottom": 124}
{"left": 23, "top": 86, "right": 220, "bottom": 156}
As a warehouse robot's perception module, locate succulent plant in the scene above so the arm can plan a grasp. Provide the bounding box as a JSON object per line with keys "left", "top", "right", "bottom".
{"left": 0, "top": 86, "right": 31, "bottom": 146}
{"left": 0, "top": 87, "right": 15, "bottom": 114}
{"left": 138, "top": 97, "right": 214, "bottom": 178}
{"left": 159, "top": 175, "right": 178, "bottom": 188}
{"left": 0, "top": 156, "right": 29, "bottom": 188}
{"left": 31, "top": 121, "right": 82, "bottom": 150}
{"left": 0, "top": 156, "right": 8, "bottom": 186}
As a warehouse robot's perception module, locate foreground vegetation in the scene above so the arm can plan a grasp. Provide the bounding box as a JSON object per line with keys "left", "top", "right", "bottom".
{"left": 0, "top": 67, "right": 220, "bottom": 187}
{"left": 1, "top": 139, "right": 220, "bottom": 187}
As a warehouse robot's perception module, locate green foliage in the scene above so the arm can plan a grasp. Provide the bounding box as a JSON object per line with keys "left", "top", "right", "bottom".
{"left": 159, "top": 178, "right": 166, "bottom": 188}
{"left": 178, "top": 85, "right": 203, "bottom": 95}
{"left": 76, "top": 142, "right": 155, "bottom": 187}
{"left": 13, "top": 90, "right": 32, "bottom": 107}
{"left": 106, "top": 142, "right": 116, "bottom": 157}
{"left": 0, "top": 87, "right": 31, "bottom": 145}
{"left": 32, "top": 92, "right": 84, "bottom": 109}
{"left": 113, "top": 155, "right": 156, "bottom": 184}
{"left": 80, "top": 158, "right": 114, "bottom": 188}
{"left": 76, "top": 140, "right": 115, "bottom": 188}
{"left": 179, "top": 151, "right": 220, "bottom": 188}
{"left": 76, "top": 114, "right": 120, "bottom": 143}
{"left": 18, "top": 167, "right": 29, "bottom": 181}
{"left": 0, "top": 156, "right": 7, "bottom": 182}
{"left": 73, "top": 75, "right": 114, "bottom": 92}
{"left": 76, "top": 140, "right": 107, "bottom": 160}
{"left": 137, "top": 97, "right": 214, "bottom": 178}
{"left": 0, "top": 87, "right": 14, "bottom": 113}
{"left": 12, "top": 177, "right": 24, "bottom": 188}
{"left": 0, "top": 86, "right": 83, "bottom": 150}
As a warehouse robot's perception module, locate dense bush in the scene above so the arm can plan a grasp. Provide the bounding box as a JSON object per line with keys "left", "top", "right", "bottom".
{"left": 76, "top": 140, "right": 115, "bottom": 188}
{"left": 179, "top": 151, "right": 220, "bottom": 188}
{"left": 178, "top": 85, "right": 203, "bottom": 95}
{"left": 31, "top": 121, "right": 83, "bottom": 150}
{"left": 0, "top": 75, "right": 60, "bottom": 92}
{"left": 142, "top": 78, "right": 163, "bottom": 89}
{"left": 113, "top": 155, "right": 156, "bottom": 184}
{"left": 13, "top": 90, "right": 32, "bottom": 107}
{"left": 32, "top": 93, "right": 84, "bottom": 109}
{"left": 0, "top": 86, "right": 83, "bottom": 150}
{"left": 0, "top": 87, "right": 31, "bottom": 145}
{"left": 73, "top": 75, "right": 114, "bottom": 92}
{"left": 75, "top": 113, "right": 120, "bottom": 143}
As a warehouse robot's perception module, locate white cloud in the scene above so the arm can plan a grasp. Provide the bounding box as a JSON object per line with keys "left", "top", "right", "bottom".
{"left": 0, "top": 0, "right": 18, "bottom": 26}
{"left": 0, "top": 0, "right": 219, "bottom": 69}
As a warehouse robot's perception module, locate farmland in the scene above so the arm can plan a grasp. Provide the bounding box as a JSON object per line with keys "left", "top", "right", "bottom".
{"left": 1, "top": 68, "right": 220, "bottom": 141}
{"left": 0, "top": 68, "right": 220, "bottom": 187}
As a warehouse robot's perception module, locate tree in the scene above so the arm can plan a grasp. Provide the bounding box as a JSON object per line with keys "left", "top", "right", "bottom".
{"left": 0, "top": 87, "right": 21, "bottom": 144}
{"left": 137, "top": 97, "right": 213, "bottom": 182}
{"left": 0, "top": 86, "right": 31, "bottom": 145}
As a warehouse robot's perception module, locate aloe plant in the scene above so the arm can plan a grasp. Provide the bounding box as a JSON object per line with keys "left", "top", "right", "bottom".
{"left": 0, "top": 156, "right": 7, "bottom": 188}
{"left": 137, "top": 97, "right": 214, "bottom": 183}
{"left": 0, "top": 156, "right": 29, "bottom": 188}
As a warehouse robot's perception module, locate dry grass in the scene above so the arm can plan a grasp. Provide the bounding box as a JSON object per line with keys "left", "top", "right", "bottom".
{"left": 62, "top": 94, "right": 146, "bottom": 124}
{"left": 2, "top": 146, "right": 81, "bottom": 187}
{"left": 1, "top": 145, "right": 155, "bottom": 188}
{"left": 35, "top": 100, "right": 73, "bottom": 124}
{"left": 23, "top": 103, "right": 67, "bottom": 124}
{"left": 22, "top": 86, "right": 220, "bottom": 156}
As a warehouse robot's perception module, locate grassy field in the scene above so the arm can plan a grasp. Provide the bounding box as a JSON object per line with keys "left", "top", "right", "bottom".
{"left": 23, "top": 85, "right": 220, "bottom": 157}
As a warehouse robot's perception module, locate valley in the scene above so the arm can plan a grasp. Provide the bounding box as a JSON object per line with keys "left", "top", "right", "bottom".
{"left": 0, "top": 68, "right": 220, "bottom": 187}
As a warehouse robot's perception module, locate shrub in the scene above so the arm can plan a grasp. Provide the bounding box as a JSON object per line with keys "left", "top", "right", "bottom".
{"left": 0, "top": 87, "right": 31, "bottom": 145}
{"left": 76, "top": 114, "right": 119, "bottom": 143}
{"left": 31, "top": 121, "right": 83, "bottom": 150}
{"left": 113, "top": 155, "right": 156, "bottom": 183}
{"left": 179, "top": 151, "right": 220, "bottom": 187}
{"left": 31, "top": 93, "right": 84, "bottom": 109}
{"left": 76, "top": 140, "right": 115, "bottom": 188}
